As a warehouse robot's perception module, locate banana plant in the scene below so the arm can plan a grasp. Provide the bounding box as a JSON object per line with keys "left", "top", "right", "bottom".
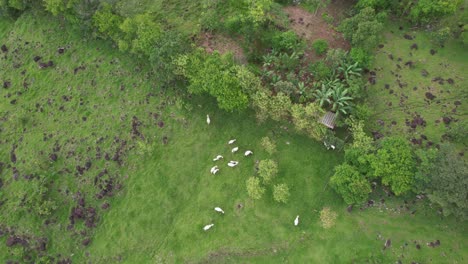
{"left": 338, "top": 62, "right": 362, "bottom": 81}
{"left": 313, "top": 83, "right": 332, "bottom": 107}
{"left": 330, "top": 85, "right": 353, "bottom": 115}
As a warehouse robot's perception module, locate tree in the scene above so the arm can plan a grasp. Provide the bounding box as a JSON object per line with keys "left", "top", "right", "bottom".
{"left": 119, "top": 13, "right": 162, "bottom": 56}
{"left": 426, "top": 144, "right": 468, "bottom": 219}
{"left": 339, "top": 7, "right": 385, "bottom": 50}
{"left": 261, "top": 136, "right": 277, "bottom": 155}
{"left": 330, "top": 164, "right": 371, "bottom": 205}
{"left": 413, "top": 148, "right": 438, "bottom": 193}
{"left": 258, "top": 159, "right": 278, "bottom": 184}
{"left": 173, "top": 49, "right": 249, "bottom": 111}
{"left": 410, "top": 0, "right": 462, "bottom": 23}
{"left": 246, "top": 177, "right": 265, "bottom": 200}
{"left": 290, "top": 103, "right": 326, "bottom": 141}
{"left": 370, "top": 137, "right": 416, "bottom": 196}
{"left": 273, "top": 183, "right": 290, "bottom": 203}
{"left": 93, "top": 3, "right": 123, "bottom": 41}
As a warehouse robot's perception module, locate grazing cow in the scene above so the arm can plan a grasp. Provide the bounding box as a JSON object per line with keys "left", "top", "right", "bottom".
{"left": 214, "top": 207, "right": 224, "bottom": 214}
{"left": 244, "top": 150, "right": 253, "bottom": 156}
{"left": 213, "top": 155, "right": 223, "bottom": 161}
{"left": 210, "top": 166, "right": 218, "bottom": 174}
{"left": 294, "top": 215, "right": 299, "bottom": 226}
{"left": 203, "top": 224, "right": 214, "bottom": 231}
{"left": 206, "top": 115, "right": 211, "bottom": 125}
{"left": 228, "top": 139, "right": 236, "bottom": 144}
{"left": 228, "top": 161, "right": 239, "bottom": 167}
{"left": 231, "top": 147, "right": 239, "bottom": 153}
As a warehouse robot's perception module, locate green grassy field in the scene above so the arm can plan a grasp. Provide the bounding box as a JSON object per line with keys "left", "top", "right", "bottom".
{"left": 367, "top": 23, "right": 468, "bottom": 148}
{"left": 0, "top": 11, "right": 467, "bottom": 264}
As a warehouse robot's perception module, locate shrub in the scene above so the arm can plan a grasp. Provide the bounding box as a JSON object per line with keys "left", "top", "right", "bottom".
{"left": 273, "top": 80, "right": 295, "bottom": 96}
{"left": 273, "top": 183, "right": 290, "bottom": 203}
{"left": 330, "top": 164, "right": 371, "bottom": 205}
{"left": 320, "top": 207, "right": 337, "bottom": 229}
{"left": 349, "top": 47, "right": 372, "bottom": 68}
{"left": 309, "top": 61, "right": 332, "bottom": 81}
{"left": 312, "top": 39, "right": 329, "bottom": 55}
{"left": 258, "top": 159, "right": 278, "bottom": 184}
{"left": 271, "top": 30, "right": 302, "bottom": 52}
{"left": 431, "top": 27, "right": 452, "bottom": 47}
{"left": 246, "top": 177, "right": 265, "bottom": 200}
{"left": 410, "top": 0, "right": 462, "bottom": 23}
{"left": 325, "top": 48, "right": 348, "bottom": 68}
{"left": 261, "top": 136, "right": 277, "bottom": 155}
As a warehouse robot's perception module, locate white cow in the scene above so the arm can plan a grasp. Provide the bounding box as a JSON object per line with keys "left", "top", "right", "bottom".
{"left": 244, "top": 150, "right": 253, "bottom": 156}
{"left": 210, "top": 165, "right": 218, "bottom": 174}
{"left": 227, "top": 161, "right": 239, "bottom": 167}
{"left": 228, "top": 139, "right": 236, "bottom": 144}
{"left": 231, "top": 147, "right": 239, "bottom": 153}
{"left": 203, "top": 224, "right": 214, "bottom": 231}
{"left": 213, "top": 155, "right": 223, "bottom": 161}
{"left": 206, "top": 115, "right": 211, "bottom": 125}
{"left": 214, "top": 207, "right": 225, "bottom": 214}
{"left": 212, "top": 168, "right": 219, "bottom": 175}
{"left": 294, "top": 215, "right": 299, "bottom": 226}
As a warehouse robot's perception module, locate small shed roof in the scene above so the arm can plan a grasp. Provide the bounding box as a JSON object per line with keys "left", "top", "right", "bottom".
{"left": 321, "top": 111, "right": 337, "bottom": 129}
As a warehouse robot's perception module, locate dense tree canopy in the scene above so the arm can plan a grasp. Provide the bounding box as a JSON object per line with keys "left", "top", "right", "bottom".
{"left": 330, "top": 163, "right": 371, "bottom": 205}
{"left": 371, "top": 137, "right": 416, "bottom": 196}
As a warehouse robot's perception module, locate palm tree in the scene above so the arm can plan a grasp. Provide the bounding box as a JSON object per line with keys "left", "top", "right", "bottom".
{"left": 313, "top": 83, "right": 332, "bottom": 107}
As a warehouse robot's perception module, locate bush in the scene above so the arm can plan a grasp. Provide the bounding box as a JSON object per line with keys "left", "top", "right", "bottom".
{"left": 309, "top": 61, "right": 332, "bottom": 81}
{"left": 320, "top": 207, "right": 337, "bottom": 229}
{"left": 349, "top": 47, "right": 372, "bottom": 68}
{"left": 312, "top": 39, "right": 329, "bottom": 55}
{"left": 330, "top": 164, "right": 371, "bottom": 205}
{"left": 410, "top": 0, "right": 462, "bottom": 23}
{"left": 325, "top": 48, "right": 348, "bottom": 68}
{"left": 258, "top": 159, "right": 278, "bottom": 184}
{"left": 273, "top": 183, "right": 290, "bottom": 203}
{"left": 431, "top": 27, "right": 452, "bottom": 47}
{"left": 261, "top": 136, "right": 277, "bottom": 155}
{"left": 246, "top": 177, "right": 265, "bottom": 200}
{"left": 271, "top": 30, "right": 302, "bottom": 52}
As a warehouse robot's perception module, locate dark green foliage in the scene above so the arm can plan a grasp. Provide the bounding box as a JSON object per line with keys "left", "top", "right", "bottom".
{"left": 309, "top": 61, "right": 332, "bottom": 81}
{"left": 330, "top": 163, "right": 372, "bottom": 205}
{"left": 431, "top": 27, "right": 453, "bottom": 47}
{"left": 426, "top": 144, "right": 468, "bottom": 219}
{"left": 370, "top": 137, "right": 416, "bottom": 196}
{"left": 271, "top": 30, "right": 302, "bottom": 52}
{"left": 349, "top": 47, "right": 372, "bottom": 68}
{"left": 413, "top": 148, "right": 438, "bottom": 193}
{"left": 174, "top": 49, "right": 249, "bottom": 111}
{"left": 339, "top": 7, "right": 385, "bottom": 50}
{"left": 312, "top": 39, "right": 329, "bottom": 55}
{"left": 410, "top": 0, "right": 462, "bottom": 23}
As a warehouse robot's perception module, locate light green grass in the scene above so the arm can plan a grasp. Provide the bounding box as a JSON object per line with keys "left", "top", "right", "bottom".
{"left": 367, "top": 23, "right": 468, "bottom": 145}
{"left": 0, "top": 11, "right": 467, "bottom": 264}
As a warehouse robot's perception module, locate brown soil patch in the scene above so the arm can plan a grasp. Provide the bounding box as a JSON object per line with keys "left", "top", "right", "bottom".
{"left": 284, "top": 6, "right": 350, "bottom": 49}
{"left": 200, "top": 32, "right": 247, "bottom": 64}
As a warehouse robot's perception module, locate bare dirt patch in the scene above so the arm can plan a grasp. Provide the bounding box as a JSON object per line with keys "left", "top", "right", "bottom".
{"left": 283, "top": 6, "right": 350, "bottom": 50}
{"left": 200, "top": 32, "right": 247, "bottom": 64}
